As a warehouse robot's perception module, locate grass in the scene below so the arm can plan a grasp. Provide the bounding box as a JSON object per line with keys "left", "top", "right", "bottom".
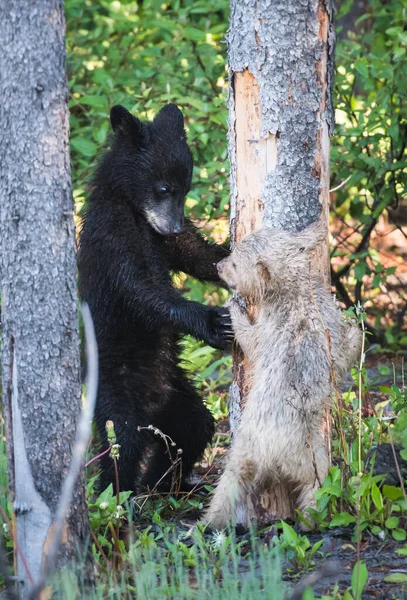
{"left": 52, "top": 525, "right": 285, "bottom": 599}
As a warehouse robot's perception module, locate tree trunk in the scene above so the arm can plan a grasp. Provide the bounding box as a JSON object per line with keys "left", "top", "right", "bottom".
{"left": 228, "top": 0, "right": 335, "bottom": 522}
{"left": 0, "top": 1, "right": 89, "bottom": 593}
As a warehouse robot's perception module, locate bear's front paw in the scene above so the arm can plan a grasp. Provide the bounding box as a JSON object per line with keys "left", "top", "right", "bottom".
{"left": 205, "top": 306, "right": 234, "bottom": 351}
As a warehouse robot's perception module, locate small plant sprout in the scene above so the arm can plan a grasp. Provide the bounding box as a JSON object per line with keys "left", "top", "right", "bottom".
{"left": 106, "top": 420, "right": 121, "bottom": 460}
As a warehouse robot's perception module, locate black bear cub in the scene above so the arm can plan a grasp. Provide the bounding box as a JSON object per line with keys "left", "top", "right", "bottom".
{"left": 78, "top": 104, "right": 232, "bottom": 492}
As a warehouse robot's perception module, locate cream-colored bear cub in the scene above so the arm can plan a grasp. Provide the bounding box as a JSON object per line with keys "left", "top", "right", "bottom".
{"left": 204, "top": 220, "right": 361, "bottom": 530}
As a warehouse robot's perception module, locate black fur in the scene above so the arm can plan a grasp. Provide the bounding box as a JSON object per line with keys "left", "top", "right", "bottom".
{"left": 77, "top": 104, "right": 231, "bottom": 492}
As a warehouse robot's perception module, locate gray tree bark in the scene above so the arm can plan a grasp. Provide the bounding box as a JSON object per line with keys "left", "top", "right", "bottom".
{"left": 228, "top": 0, "right": 335, "bottom": 521}
{"left": 0, "top": 1, "right": 89, "bottom": 593}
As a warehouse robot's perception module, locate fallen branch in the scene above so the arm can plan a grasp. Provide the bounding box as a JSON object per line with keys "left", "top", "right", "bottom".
{"left": 28, "top": 303, "right": 98, "bottom": 600}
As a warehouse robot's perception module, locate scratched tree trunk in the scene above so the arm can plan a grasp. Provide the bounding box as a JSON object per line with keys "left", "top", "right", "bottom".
{"left": 228, "top": 0, "right": 335, "bottom": 522}
{"left": 0, "top": 1, "right": 89, "bottom": 594}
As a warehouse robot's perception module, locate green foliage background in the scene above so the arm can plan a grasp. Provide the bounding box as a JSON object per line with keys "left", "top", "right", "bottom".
{"left": 67, "top": 0, "right": 230, "bottom": 225}
{"left": 66, "top": 0, "right": 407, "bottom": 345}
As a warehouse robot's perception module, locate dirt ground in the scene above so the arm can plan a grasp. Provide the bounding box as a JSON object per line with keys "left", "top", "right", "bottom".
{"left": 300, "top": 530, "right": 407, "bottom": 599}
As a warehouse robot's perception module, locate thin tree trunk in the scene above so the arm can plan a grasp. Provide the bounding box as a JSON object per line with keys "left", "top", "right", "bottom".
{"left": 0, "top": 1, "right": 89, "bottom": 593}
{"left": 228, "top": 0, "right": 335, "bottom": 522}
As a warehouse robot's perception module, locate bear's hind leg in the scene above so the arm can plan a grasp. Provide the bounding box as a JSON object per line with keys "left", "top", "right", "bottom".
{"left": 204, "top": 433, "right": 259, "bottom": 530}
{"left": 141, "top": 375, "right": 215, "bottom": 492}
{"left": 295, "top": 432, "right": 329, "bottom": 530}
{"left": 95, "top": 378, "right": 151, "bottom": 493}
{"left": 203, "top": 467, "right": 244, "bottom": 529}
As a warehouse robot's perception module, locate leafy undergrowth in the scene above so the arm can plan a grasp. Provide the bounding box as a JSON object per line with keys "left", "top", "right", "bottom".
{"left": 1, "top": 328, "right": 407, "bottom": 599}
{"left": 1, "top": 319, "right": 407, "bottom": 599}
{"left": 60, "top": 334, "right": 407, "bottom": 599}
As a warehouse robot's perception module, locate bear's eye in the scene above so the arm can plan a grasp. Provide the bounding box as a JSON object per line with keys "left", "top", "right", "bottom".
{"left": 154, "top": 182, "right": 174, "bottom": 197}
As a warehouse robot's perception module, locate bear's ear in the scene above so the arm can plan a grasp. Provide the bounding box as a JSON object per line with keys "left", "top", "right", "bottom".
{"left": 153, "top": 104, "right": 185, "bottom": 134}
{"left": 110, "top": 105, "right": 144, "bottom": 143}
{"left": 256, "top": 260, "right": 271, "bottom": 282}
{"left": 295, "top": 219, "right": 327, "bottom": 252}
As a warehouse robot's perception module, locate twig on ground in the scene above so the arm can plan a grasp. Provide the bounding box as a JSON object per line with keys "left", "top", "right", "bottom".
{"left": 133, "top": 456, "right": 183, "bottom": 515}
{"left": 28, "top": 303, "right": 98, "bottom": 600}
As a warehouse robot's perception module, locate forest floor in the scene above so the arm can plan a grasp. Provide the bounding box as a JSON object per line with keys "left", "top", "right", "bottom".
{"left": 141, "top": 519, "right": 407, "bottom": 599}
{"left": 133, "top": 352, "right": 407, "bottom": 600}
{"left": 3, "top": 353, "right": 407, "bottom": 599}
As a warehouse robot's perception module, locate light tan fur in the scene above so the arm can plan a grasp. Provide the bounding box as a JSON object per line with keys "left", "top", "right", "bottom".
{"left": 204, "top": 220, "right": 362, "bottom": 530}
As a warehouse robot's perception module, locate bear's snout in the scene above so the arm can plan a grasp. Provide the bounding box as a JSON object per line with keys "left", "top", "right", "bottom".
{"left": 172, "top": 221, "right": 185, "bottom": 235}
{"left": 217, "top": 260, "right": 226, "bottom": 277}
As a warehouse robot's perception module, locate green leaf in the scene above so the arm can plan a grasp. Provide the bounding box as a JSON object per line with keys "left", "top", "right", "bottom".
{"left": 316, "top": 484, "right": 342, "bottom": 498}
{"left": 371, "top": 483, "right": 384, "bottom": 512}
{"left": 330, "top": 513, "right": 357, "bottom": 527}
{"left": 200, "top": 357, "right": 228, "bottom": 380}
{"left": 183, "top": 26, "right": 207, "bottom": 41}
{"left": 354, "top": 262, "right": 367, "bottom": 281}
{"left": 385, "top": 516, "right": 399, "bottom": 529}
{"left": 79, "top": 94, "right": 108, "bottom": 109}
{"left": 387, "top": 125, "right": 399, "bottom": 140}
{"left": 354, "top": 59, "right": 369, "bottom": 78}
{"left": 280, "top": 521, "right": 298, "bottom": 545}
{"left": 179, "top": 96, "right": 209, "bottom": 113}
{"left": 394, "top": 47, "right": 407, "bottom": 60}
{"left": 94, "top": 122, "right": 109, "bottom": 144}
{"left": 384, "top": 573, "right": 407, "bottom": 583}
{"left": 351, "top": 561, "right": 368, "bottom": 600}
{"left": 97, "top": 484, "right": 114, "bottom": 505}
{"left": 355, "top": 13, "right": 372, "bottom": 26}
{"left": 71, "top": 138, "right": 97, "bottom": 157}
{"left": 119, "top": 490, "right": 132, "bottom": 504}
{"left": 392, "top": 528, "right": 407, "bottom": 541}
{"left": 301, "top": 587, "right": 315, "bottom": 600}
{"left": 310, "top": 539, "right": 323, "bottom": 556}
{"left": 370, "top": 525, "right": 382, "bottom": 536}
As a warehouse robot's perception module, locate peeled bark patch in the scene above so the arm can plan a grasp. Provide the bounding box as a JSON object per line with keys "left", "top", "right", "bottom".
{"left": 228, "top": 0, "right": 335, "bottom": 521}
